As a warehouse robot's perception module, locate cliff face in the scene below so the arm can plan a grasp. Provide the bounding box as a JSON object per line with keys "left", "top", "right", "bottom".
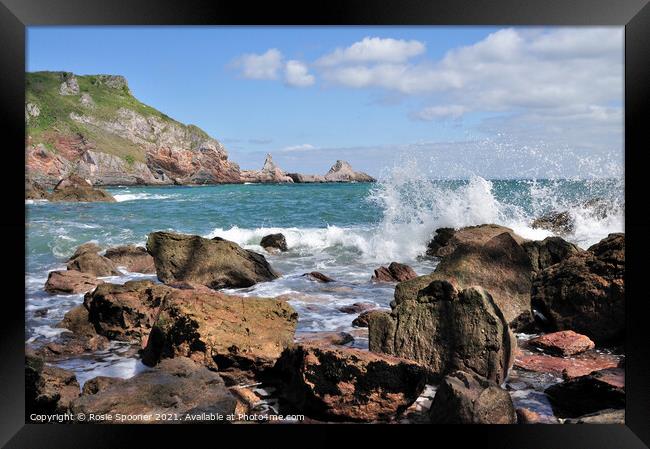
{"left": 26, "top": 72, "right": 241, "bottom": 186}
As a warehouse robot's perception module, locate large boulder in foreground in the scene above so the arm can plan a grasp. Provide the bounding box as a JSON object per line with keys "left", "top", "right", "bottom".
{"left": 369, "top": 280, "right": 515, "bottom": 384}
{"left": 104, "top": 245, "right": 156, "bottom": 273}
{"left": 273, "top": 344, "right": 428, "bottom": 422}
{"left": 26, "top": 350, "right": 80, "bottom": 417}
{"left": 531, "top": 233, "right": 624, "bottom": 344}
{"left": 49, "top": 174, "right": 116, "bottom": 202}
{"left": 544, "top": 367, "right": 625, "bottom": 418}
{"left": 146, "top": 231, "right": 278, "bottom": 289}
{"left": 133, "top": 285, "right": 298, "bottom": 372}
{"left": 44, "top": 270, "right": 104, "bottom": 294}
{"left": 410, "top": 230, "right": 534, "bottom": 328}
{"left": 371, "top": 262, "right": 417, "bottom": 283}
{"left": 429, "top": 370, "right": 516, "bottom": 424}
{"left": 70, "top": 358, "right": 237, "bottom": 422}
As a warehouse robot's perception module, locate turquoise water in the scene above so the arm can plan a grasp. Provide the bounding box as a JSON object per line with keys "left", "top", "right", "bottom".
{"left": 25, "top": 176, "right": 624, "bottom": 384}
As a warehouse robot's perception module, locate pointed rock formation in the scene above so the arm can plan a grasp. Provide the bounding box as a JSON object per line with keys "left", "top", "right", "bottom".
{"left": 240, "top": 153, "right": 294, "bottom": 183}
{"left": 323, "top": 160, "right": 375, "bottom": 182}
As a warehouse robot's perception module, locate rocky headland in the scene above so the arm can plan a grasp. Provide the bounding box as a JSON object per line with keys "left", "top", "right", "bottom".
{"left": 26, "top": 71, "right": 375, "bottom": 192}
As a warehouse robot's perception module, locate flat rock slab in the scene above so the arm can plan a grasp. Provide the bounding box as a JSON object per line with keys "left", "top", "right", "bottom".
{"left": 528, "top": 331, "right": 595, "bottom": 356}
{"left": 44, "top": 270, "right": 103, "bottom": 294}
{"left": 514, "top": 348, "right": 619, "bottom": 379}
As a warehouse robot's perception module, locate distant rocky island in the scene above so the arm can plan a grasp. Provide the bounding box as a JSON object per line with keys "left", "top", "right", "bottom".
{"left": 25, "top": 71, "right": 375, "bottom": 187}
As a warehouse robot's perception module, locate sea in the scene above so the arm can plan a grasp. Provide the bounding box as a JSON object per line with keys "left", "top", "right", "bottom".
{"left": 25, "top": 167, "right": 624, "bottom": 387}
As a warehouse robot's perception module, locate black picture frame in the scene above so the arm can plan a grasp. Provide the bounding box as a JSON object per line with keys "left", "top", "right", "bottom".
{"left": 2, "top": 0, "right": 649, "bottom": 447}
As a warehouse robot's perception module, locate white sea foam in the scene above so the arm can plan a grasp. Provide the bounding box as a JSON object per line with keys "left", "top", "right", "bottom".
{"left": 113, "top": 192, "right": 174, "bottom": 202}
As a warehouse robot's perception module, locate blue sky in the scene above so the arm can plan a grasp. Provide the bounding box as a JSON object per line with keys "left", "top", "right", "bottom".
{"left": 27, "top": 26, "right": 624, "bottom": 178}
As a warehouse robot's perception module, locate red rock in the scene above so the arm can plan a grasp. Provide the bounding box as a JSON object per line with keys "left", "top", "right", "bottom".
{"left": 338, "top": 302, "right": 375, "bottom": 314}
{"left": 104, "top": 245, "right": 155, "bottom": 274}
{"left": 44, "top": 270, "right": 104, "bottom": 294}
{"left": 528, "top": 331, "right": 595, "bottom": 356}
{"left": 514, "top": 348, "right": 619, "bottom": 379}
{"left": 516, "top": 407, "right": 559, "bottom": 424}
{"left": 295, "top": 331, "right": 354, "bottom": 347}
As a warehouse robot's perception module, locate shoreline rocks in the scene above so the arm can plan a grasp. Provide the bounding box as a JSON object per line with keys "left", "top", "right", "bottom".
{"left": 44, "top": 270, "right": 104, "bottom": 294}
{"left": 528, "top": 331, "right": 595, "bottom": 357}
{"left": 273, "top": 344, "right": 428, "bottom": 422}
{"left": 241, "top": 154, "right": 294, "bottom": 183}
{"left": 70, "top": 357, "right": 237, "bottom": 422}
{"left": 146, "top": 231, "right": 279, "bottom": 289}
{"left": 531, "top": 233, "right": 624, "bottom": 344}
{"left": 371, "top": 262, "right": 417, "bottom": 283}
{"left": 104, "top": 245, "right": 156, "bottom": 274}
{"left": 26, "top": 351, "right": 80, "bottom": 417}
{"left": 49, "top": 174, "right": 116, "bottom": 202}
{"left": 429, "top": 370, "right": 516, "bottom": 424}
{"left": 260, "top": 233, "right": 288, "bottom": 252}
{"left": 369, "top": 280, "right": 515, "bottom": 384}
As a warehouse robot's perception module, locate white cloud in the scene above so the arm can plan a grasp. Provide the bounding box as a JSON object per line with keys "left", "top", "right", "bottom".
{"left": 284, "top": 60, "right": 315, "bottom": 87}
{"left": 412, "top": 105, "right": 468, "bottom": 120}
{"left": 316, "top": 36, "right": 426, "bottom": 66}
{"left": 235, "top": 48, "right": 283, "bottom": 80}
{"left": 281, "top": 143, "right": 316, "bottom": 152}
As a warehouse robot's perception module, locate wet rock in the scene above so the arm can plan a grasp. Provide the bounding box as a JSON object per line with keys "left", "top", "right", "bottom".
{"left": 67, "top": 251, "right": 121, "bottom": 277}
{"left": 338, "top": 302, "right": 375, "bottom": 314}
{"left": 146, "top": 231, "right": 278, "bottom": 289}
{"left": 371, "top": 262, "right": 417, "bottom": 283}
{"left": 71, "top": 358, "right": 237, "bottom": 421}
{"left": 260, "top": 233, "right": 288, "bottom": 252}
{"left": 425, "top": 224, "right": 526, "bottom": 258}
{"left": 287, "top": 173, "right": 326, "bottom": 183}
{"left": 516, "top": 407, "right": 559, "bottom": 424}
{"left": 141, "top": 285, "right": 297, "bottom": 373}
{"left": 26, "top": 350, "right": 80, "bottom": 417}
{"left": 44, "top": 270, "right": 104, "bottom": 294}
{"left": 104, "top": 245, "right": 156, "bottom": 273}
{"left": 513, "top": 349, "right": 619, "bottom": 379}
{"left": 545, "top": 367, "right": 625, "bottom": 418}
{"left": 352, "top": 309, "right": 385, "bottom": 328}
{"left": 302, "top": 271, "right": 335, "bottom": 283}
{"left": 273, "top": 344, "right": 428, "bottom": 422}
{"left": 49, "top": 174, "right": 116, "bottom": 202}
{"left": 369, "top": 280, "right": 515, "bottom": 384}
{"left": 523, "top": 237, "right": 583, "bottom": 272}
{"left": 531, "top": 233, "right": 624, "bottom": 344}
{"left": 81, "top": 376, "right": 126, "bottom": 395}
{"left": 429, "top": 370, "right": 516, "bottom": 424}
{"left": 565, "top": 408, "right": 625, "bottom": 424}
{"left": 528, "top": 331, "right": 595, "bottom": 356}
{"left": 401, "top": 231, "right": 534, "bottom": 329}
{"left": 531, "top": 211, "right": 574, "bottom": 235}
{"left": 84, "top": 280, "right": 163, "bottom": 343}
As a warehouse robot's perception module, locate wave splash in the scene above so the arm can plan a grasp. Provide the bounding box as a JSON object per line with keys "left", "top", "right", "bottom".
{"left": 208, "top": 159, "right": 623, "bottom": 262}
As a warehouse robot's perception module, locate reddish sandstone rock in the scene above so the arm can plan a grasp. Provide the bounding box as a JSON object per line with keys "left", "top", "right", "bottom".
{"left": 274, "top": 344, "right": 428, "bottom": 422}
{"left": 338, "top": 302, "right": 375, "bottom": 314}
{"left": 425, "top": 224, "right": 526, "bottom": 258}
{"left": 516, "top": 407, "right": 559, "bottom": 424}
{"left": 371, "top": 262, "right": 417, "bottom": 283}
{"left": 104, "top": 245, "right": 156, "bottom": 274}
{"left": 294, "top": 331, "right": 354, "bottom": 347}
{"left": 49, "top": 175, "right": 116, "bottom": 202}
{"left": 352, "top": 309, "right": 386, "bottom": 328}
{"left": 528, "top": 331, "right": 595, "bottom": 356}
{"left": 69, "top": 242, "right": 102, "bottom": 260}
{"left": 44, "top": 270, "right": 104, "bottom": 294}
{"left": 545, "top": 368, "right": 625, "bottom": 418}
{"left": 67, "top": 252, "right": 120, "bottom": 277}
{"left": 514, "top": 349, "right": 619, "bottom": 379}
